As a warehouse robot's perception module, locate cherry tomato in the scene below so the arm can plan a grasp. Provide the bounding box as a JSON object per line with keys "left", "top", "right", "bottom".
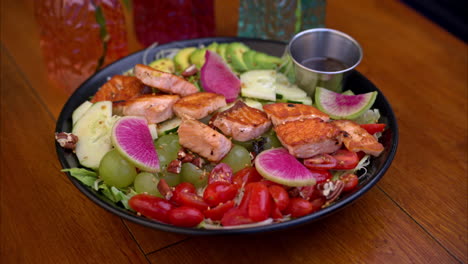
{"left": 157, "top": 178, "right": 173, "bottom": 200}
{"left": 357, "top": 151, "right": 366, "bottom": 160}
{"left": 129, "top": 194, "right": 174, "bottom": 223}
{"left": 270, "top": 203, "right": 283, "bottom": 219}
{"left": 232, "top": 167, "right": 263, "bottom": 187}
{"left": 303, "top": 154, "right": 337, "bottom": 170}
{"left": 340, "top": 173, "right": 359, "bottom": 192}
{"left": 203, "top": 182, "right": 238, "bottom": 207}
{"left": 268, "top": 185, "right": 290, "bottom": 212}
{"left": 308, "top": 169, "right": 333, "bottom": 184}
{"left": 285, "top": 198, "right": 313, "bottom": 218}
{"left": 177, "top": 192, "right": 209, "bottom": 211}
{"left": 208, "top": 163, "right": 233, "bottom": 184}
{"left": 360, "top": 123, "right": 385, "bottom": 134}
{"left": 331, "top": 149, "right": 359, "bottom": 170}
{"left": 260, "top": 180, "right": 282, "bottom": 187}
{"left": 171, "top": 182, "right": 196, "bottom": 205}
{"left": 310, "top": 197, "right": 326, "bottom": 210}
{"left": 204, "top": 200, "right": 235, "bottom": 221}
{"left": 248, "top": 182, "right": 271, "bottom": 222}
{"left": 298, "top": 185, "right": 323, "bottom": 201}
{"left": 168, "top": 206, "right": 204, "bottom": 227}
{"left": 221, "top": 208, "right": 254, "bottom": 226}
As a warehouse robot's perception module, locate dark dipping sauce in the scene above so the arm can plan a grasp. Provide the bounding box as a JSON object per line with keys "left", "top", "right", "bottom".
{"left": 301, "top": 57, "right": 349, "bottom": 72}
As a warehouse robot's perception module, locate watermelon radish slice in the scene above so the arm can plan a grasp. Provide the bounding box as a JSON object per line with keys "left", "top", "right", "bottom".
{"left": 315, "top": 87, "right": 377, "bottom": 120}
{"left": 255, "top": 148, "right": 316, "bottom": 187}
{"left": 111, "top": 116, "right": 160, "bottom": 172}
{"left": 201, "top": 50, "right": 241, "bottom": 103}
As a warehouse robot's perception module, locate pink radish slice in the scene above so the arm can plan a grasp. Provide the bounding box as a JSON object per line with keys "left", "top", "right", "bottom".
{"left": 200, "top": 50, "right": 241, "bottom": 103}
{"left": 255, "top": 148, "right": 316, "bottom": 187}
{"left": 112, "top": 116, "right": 160, "bottom": 172}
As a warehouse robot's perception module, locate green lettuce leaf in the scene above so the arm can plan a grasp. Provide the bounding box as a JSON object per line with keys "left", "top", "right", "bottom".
{"left": 61, "top": 168, "right": 98, "bottom": 187}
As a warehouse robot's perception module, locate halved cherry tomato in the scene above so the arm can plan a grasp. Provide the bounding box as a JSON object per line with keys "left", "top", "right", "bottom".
{"left": 340, "top": 173, "right": 359, "bottom": 192}
{"left": 308, "top": 169, "right": 333, "bottom": 184}
{"left": 232, "top": 167, "right": 263, "bottom": 187}
{"left": 204, "top": 200, "right": 235, "bottom": 221}
{"left": 129, "top": 194, "right": 174, "bottom": 223}
{"left": 298, "top": 185, "right": 323, "bottom": 201}
{"left": 168, "top": 206, "right": 204, "bottom": 227}
{"left": 208, "top": 163, "right": 233, "bottom": 184}
{"left": 360, "top": 123, "right": 385, "bottom": 134}
{"left": 303, "top": 154, "right": 337, "bottom": 170}
{"left": 331, "top": 149, "right": 359, "bottom": 170}
{"left": 203, "top": 182, "right": 238, "bottom": 207}
{"left": 248, "top": 182, "right": 271, "bottom": 222}
{"left": 285, "top": 197, "right": 313, "bottom": 218}
{"left": 260, "top": 180, "right": 282, "bottom": 187}
{"left": 221, "top": 208, "right": 253, "bottom": 226}
{"left": 177, "top": 192, "right": 209, "bottom": 211}
{"left": 171, "top": 182, "right": 196, "bottom": 205}
{"left": 268, "top": 185, "right": 290, "bottom": 212}
{"left": 310, "top": 197, "right": 326, "bottom": 210}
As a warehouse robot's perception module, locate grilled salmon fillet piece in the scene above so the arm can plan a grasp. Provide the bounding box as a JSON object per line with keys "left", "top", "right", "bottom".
{"left": 213, "top": 100, "right": 272, "bottom": 142}
{"left": 333, "top": 120, "right": 384, "bottom": 156}
{"left": 91, "top": 75, "right": 148, "bottom": 103}
{"left": 113, "top": 94, "right": 180, "bottom": 124}
{"left": 173, "top": 92, "right": 226, "bottom": 119}
{"left": 275, "top": 118, "right": 342, "bottom": 158}
{"left": 134, "top": 64, "right": 198, "bottom": 96}
{"left": 178, "top": 119, "right": 232, "bottom": 162}
{"left": 263, "top": 103, "right": 329, "bottom": 126}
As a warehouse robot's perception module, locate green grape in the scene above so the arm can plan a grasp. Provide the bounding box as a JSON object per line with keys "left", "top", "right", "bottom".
{"left": 158, "top": 170, "right": 182, "bottom": 187}
{"left": 232, "top": 139, "right": 254, "bottom": 152}
{"left": 220, "top": 144, "right": 252, "bottom": 173}
{"left": 154, "top": 134, "right": 180, "bottom": 168}
{"left": 99, "top": 149, "right": 137, "bottom": 188}
{"left": 134, "top": 172, "right": 162, "bottom": 197}
{"left": 263, "top": 130, "right": 282, "bottom": 150}
{"left": 180, "top": 163, "right": 208, "bottom": 188}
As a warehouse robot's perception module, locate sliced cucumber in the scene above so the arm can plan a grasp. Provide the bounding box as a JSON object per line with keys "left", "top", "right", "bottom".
{"left": 243, "top": 98, "right": 264, "bottom": 110}
{"left": 240, "top": 70, "right": 277, "bottom": 101}
{"left": 157, "top": 117, "right": 182, "bottom": 136}
{"left": 72, "top": 101, "right": 93, "bottom": 125}
{"left": 72, "top": 101, "right": 113, "bottom": 170}
{"left": 276, "top": 84, "right": 308, "bottom": 100}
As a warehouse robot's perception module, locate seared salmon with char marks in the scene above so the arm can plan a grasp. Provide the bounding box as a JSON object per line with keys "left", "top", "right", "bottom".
{"left": 173, "top": 92, "right": 226, "bottom": 119}
{"left": 178, "top": 119, "right": 232, "bottom": 162}
{"left": 134, "top": 64, "right": 198, "bottom": 96}
{"left": 333, "top": 120, "right": 384, "bottom": 156}
{"left": 113, "top": 94, "right": 179, "bottom": 124}
{"left": 213, "top": 100, "right": 272, "bottom": 142}
{"left": 91, "top": 75, "right": 149, "bottom": 103}
{"left": 275, "top": 118, "right": 342, "bottom": 158}
{"left": 263, "top": 103, "right": 329, "bottom": 126}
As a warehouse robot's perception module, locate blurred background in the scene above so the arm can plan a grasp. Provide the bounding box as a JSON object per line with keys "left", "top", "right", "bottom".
{"left": 4, "top": 0, "right": 466, "bottom": 93}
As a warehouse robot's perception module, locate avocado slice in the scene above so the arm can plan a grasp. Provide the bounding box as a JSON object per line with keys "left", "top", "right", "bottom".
{"left": 174, "top": 47, "right": 196, "bottom": 72}
{"left": 207, "top": 42, "right": 218, "bottom": 53}
{"left": 217, "top": 43, "right": 228, "bottom": 62}
{"left": 189, "top": 48, "right": 207, "bottom": 69}
{"left": 243, "top": 50, "right": 258, "bottom": 70}
{"left": 254, "top": 52, "right": 282, "bottom": 70}
{"left": 148, "top": 58, "right": 175, "bottom": 73}
{"left": 226, "top": 42, "right": 250, "bottom": 72}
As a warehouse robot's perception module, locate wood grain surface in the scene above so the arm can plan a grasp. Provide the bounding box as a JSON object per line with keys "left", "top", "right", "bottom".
{"left": 1, "top": 0, "right": 466, "bottom": 263}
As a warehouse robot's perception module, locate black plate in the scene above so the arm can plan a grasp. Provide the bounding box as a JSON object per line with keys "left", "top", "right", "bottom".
{"left": 55, "top": 37, "right": 398, "bottom": 235}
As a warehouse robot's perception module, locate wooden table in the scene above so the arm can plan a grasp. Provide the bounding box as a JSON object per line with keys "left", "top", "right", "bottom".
{"left": 1, "top": 0, "right": 466, "bottom": 263}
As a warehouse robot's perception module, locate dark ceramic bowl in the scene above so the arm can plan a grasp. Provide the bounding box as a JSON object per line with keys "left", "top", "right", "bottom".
{"left": 55, "top": 37, "right": 398, "bottom": 235}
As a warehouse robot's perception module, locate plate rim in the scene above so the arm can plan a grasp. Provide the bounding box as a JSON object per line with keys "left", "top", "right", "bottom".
{"left": 55, "top": 37, "right": 399, "bottom": 235}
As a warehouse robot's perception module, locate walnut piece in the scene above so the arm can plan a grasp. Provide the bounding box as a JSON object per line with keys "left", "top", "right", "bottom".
{"left": 55, "top": 132, "right": 78, "bottom": 150}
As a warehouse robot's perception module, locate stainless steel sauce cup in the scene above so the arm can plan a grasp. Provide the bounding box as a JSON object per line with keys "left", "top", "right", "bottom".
{"left": 286, "top": 28, "right": 363, "bottom": 96}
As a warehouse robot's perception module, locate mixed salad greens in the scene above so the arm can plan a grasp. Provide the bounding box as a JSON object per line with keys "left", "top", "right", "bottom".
{"left": 57, "top": 41, "right": 385, "bottom": 229}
